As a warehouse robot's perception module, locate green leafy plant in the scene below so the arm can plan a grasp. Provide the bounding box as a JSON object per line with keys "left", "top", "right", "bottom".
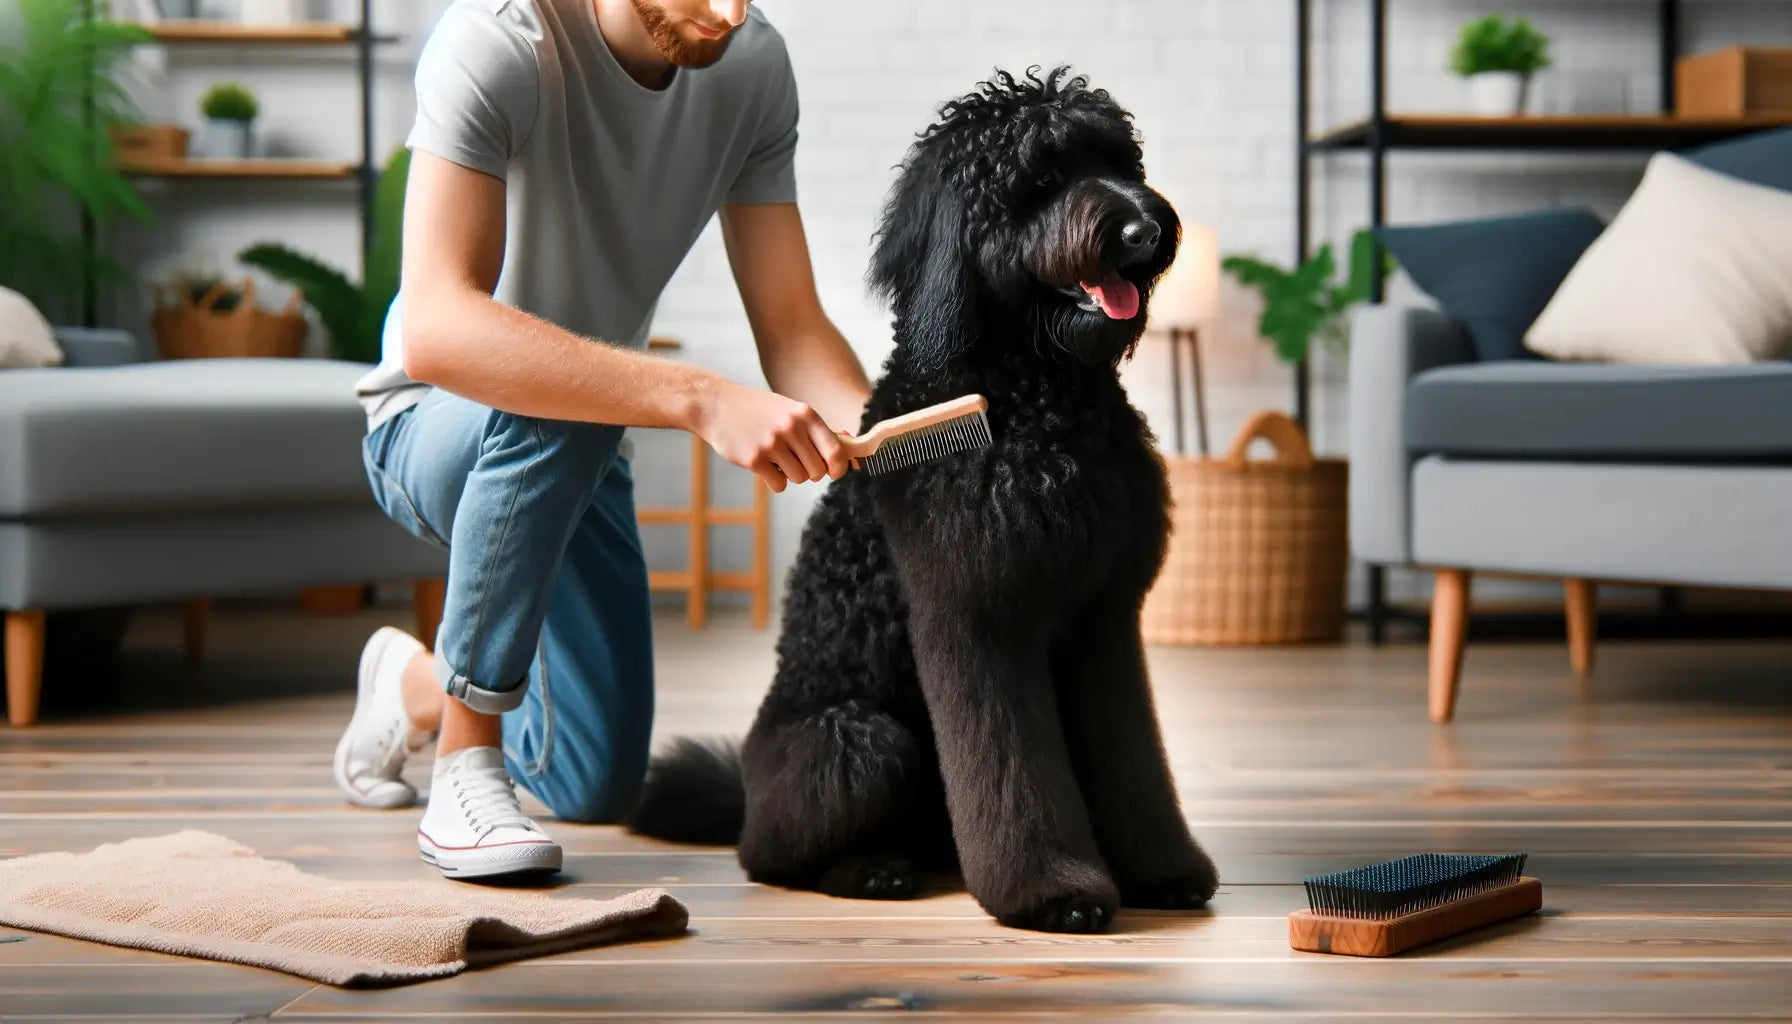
{"left": 0, "top": 0, "right": 154, "bottom": 323}
{"left": 237, "top": 147, "right": 411, "bottom": 363}
{"left": 1220, "top": 229, "right": 1393, "bottom": 365}
{"left": 1451, "top": 14, "right": 1552, "bottom": 77}
{"left": 200, "top": 82, "right": 258, "bottom": 121}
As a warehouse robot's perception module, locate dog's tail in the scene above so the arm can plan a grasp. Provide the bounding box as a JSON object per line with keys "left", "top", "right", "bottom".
{"left": 624, "top": 736, "right": 746, "bottom": 846}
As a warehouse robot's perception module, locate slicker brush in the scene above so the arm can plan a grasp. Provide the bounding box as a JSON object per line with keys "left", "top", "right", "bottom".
{"left": 1289, "top": 853, "right": 1542, "bottom": 957}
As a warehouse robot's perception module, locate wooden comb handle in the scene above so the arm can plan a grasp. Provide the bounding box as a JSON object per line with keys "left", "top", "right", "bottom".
{"left": 841, "top": 395, "right": 989, "bottom": 460}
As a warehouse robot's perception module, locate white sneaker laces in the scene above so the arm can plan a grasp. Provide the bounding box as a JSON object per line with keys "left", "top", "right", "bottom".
{"left": 453, "top": 766, "right": 537, "bottom": 838}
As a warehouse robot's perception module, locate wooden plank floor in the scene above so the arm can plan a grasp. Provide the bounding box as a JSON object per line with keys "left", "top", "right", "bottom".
{"left": 4, "top": 597, "right": 1791, "bottom": 1020}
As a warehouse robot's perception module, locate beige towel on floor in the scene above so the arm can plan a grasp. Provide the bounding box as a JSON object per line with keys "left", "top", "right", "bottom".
{"left": 0, "top": 830, "right": 689, "bottom": 987}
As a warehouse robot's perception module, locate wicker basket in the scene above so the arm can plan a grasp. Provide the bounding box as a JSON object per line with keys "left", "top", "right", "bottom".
{"left": 1141, "top": 410, "right": 1350, "bottom": 646}
{"left": 151, "top": 277, "right": 308, "bottom": 360}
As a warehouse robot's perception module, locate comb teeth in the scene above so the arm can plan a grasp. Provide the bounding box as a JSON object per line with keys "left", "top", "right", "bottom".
{"left": 1302, "top": 853, "right": 1529, "bottom": 919}
{"left": 860, "top": 410, "right": 993, "bottom": 477}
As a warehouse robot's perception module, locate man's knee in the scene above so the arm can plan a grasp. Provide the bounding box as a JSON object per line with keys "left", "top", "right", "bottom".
{"left": 529, "top": 762, "right": 646, "bottom": 825}
{"left": 509, "top": 707, "right": 651, "bottom": 825}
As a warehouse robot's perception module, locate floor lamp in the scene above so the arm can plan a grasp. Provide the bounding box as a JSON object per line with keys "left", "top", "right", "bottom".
{"left": 1149, "top": 223, "right": 1222, "bottom": 456}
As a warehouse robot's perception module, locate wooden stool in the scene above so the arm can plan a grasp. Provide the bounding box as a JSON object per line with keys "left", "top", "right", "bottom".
{"left": 636, "top": 337, "right": 774, "bottom": 630}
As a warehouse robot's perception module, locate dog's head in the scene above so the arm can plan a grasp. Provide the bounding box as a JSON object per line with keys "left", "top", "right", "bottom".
{"left": 870, "top": 66, "right": 1179, "bottom": 370}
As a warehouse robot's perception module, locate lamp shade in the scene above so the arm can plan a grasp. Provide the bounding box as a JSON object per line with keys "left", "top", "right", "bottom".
{"left": 1150, "top": 221, "right": 1221, "bottom": 329}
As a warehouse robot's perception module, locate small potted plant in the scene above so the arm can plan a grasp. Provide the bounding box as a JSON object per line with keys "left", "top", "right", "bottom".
{"left": 1451, "top": 14, "right": 1552, "bottom": 116}
{"left": 198, "top": 82, "right": 258, "bottom": 160}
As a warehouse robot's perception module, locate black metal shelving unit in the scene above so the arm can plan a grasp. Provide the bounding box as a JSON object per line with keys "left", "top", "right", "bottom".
{"left": 79, "top": 1, "right": 396, "bottom": 327}
{"left": 1294, "top": 0, "right": 1792, "bottom": 643}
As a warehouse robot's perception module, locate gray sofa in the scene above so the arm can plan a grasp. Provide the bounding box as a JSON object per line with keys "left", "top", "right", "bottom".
{"left": 1, "top": 327, "right": 447, "bottom": 726}
{"left": 1348, "top": 304, "right": 1792, "bottom": 722}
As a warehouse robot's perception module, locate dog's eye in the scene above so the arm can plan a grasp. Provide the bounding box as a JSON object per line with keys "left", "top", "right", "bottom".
{"left": 1035, "top": 172, "right": 1056, "bottom": 189}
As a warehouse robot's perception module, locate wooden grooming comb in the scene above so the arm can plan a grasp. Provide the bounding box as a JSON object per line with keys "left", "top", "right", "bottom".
{"left": 843, "top": 395, "right": 992, "bottom": 476}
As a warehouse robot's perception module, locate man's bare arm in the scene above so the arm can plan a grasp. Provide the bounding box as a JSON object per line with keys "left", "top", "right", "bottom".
{"left": 397, "top": 151, "right": 842, "bottom": 491}
{"left": 398, "top": 150, "right": 712, "bottom": 428}
{"left": 721, "top": 201, "right": 872, "bottom": 443}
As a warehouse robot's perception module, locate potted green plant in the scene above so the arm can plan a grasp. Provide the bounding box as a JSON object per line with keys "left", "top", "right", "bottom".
{"left": 1451, "top": 14, "right": 1552, "bottom": 116}
{"left": 199, "top": 82, "right": 259, "bottom": 160}
{"left": 0, "top": 0, "right": 154, "bottom": 324}
{"left": 237, "top": 147, "right": 412, "bottom": 363}
{"left": 1221, "top": 229, "right": 1390, "bottom": 370}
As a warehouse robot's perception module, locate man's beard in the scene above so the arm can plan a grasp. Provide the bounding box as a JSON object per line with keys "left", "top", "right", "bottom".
{"left": 629, "top": 0, "right": 733, "bottom": 68}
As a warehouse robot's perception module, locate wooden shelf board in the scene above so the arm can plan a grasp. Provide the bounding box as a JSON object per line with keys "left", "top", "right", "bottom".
{"left": 123, "top": 21, "right": 359, "bottom": 44}
{"left": 1308, "top": 113, "right": 1792, "bottom": 151}
{"left": 120, "top": 158, "right": 360, "bottom": 180}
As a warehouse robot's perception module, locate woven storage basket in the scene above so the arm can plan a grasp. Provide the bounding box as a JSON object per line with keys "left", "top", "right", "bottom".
{"left": 151, "top": 278, "right": 308, "bottom": 360}
{"left": 1141, "top": 410, "right": 1349, "bottom": 645}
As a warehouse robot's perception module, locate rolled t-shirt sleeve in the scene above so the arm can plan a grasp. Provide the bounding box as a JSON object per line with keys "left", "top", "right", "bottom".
{"left": 726, "top": 48, "right": 799, "bottom": 204}
{"left": 408, "top": 4, "right": 539, "bottom": 181}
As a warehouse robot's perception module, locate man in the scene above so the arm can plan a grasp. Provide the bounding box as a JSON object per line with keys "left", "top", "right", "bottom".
{"left": 334, "top": 0, "right": 872, "bottom": 881}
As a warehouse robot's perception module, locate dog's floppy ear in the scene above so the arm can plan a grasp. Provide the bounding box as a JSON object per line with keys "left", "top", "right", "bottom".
{"left": 870, "top": 167, "right": 977, "bottom": 369}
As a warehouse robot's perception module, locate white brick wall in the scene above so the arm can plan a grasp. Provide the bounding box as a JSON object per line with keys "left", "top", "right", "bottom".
{"left": 81, "top": 0, "right": 1792, "bottom": 613}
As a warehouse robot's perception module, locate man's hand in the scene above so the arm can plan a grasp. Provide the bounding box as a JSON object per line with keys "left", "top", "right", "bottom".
{"left": 692, "top": 380, "right": 851, "bottom": 492}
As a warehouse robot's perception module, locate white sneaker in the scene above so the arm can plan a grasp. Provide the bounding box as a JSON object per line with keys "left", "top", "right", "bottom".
{"left": 333, "top": 626, "right": 434, "bottom": 809}
{"left": 417, "top": 746, "right": 563, "bottom": 880}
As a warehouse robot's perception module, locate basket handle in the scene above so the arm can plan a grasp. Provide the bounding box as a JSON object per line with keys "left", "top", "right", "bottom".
{"left": 1223, "top": 410, "right": 1315, "bottom": 469}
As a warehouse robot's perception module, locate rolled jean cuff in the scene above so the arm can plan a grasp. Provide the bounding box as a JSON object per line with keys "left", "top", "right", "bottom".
{"left": 435, "top": 645, "right": 528, "bottom": 715}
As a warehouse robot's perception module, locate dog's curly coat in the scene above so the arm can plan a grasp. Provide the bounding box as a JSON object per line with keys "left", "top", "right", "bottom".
{"left": 626, "top": 66, "right": 1218, "bottom": 934}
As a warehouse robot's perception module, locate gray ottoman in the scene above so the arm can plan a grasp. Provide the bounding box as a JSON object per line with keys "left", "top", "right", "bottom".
{"left": 1, "top": 338, "right": 446, "bottom": 726}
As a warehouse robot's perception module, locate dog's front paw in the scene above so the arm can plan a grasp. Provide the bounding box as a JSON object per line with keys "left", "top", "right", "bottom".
{"left": 819, "top": 852, "right": 918, "bottom": 900}
{"left": 999, "top": 891, "right": 1117, "bottom": 933}
{"left": 982, "top": 864, "right": 1120, "bottom": 934}
{"left": 1120, "top": 849, "right": 1219, "bottom": 910}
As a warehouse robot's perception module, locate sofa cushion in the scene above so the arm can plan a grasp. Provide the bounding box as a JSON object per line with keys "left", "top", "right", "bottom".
{"left": 1683, "top": 125, "right": 1792, "bottom": 194}
{"left": 1524, "top": 152, "right": 1792, "bottom": 366}
{"left": 1375, "top": 208, "right": 1606, "bottom": 363}
{"left": 1, "top": 285, "right": 64, "bottom": 370}
{"left": 0, "top": 359, "right": 379, "bottom": 518}
{"left": 1406, "top": 360, "right": 1792, "bottom": 461}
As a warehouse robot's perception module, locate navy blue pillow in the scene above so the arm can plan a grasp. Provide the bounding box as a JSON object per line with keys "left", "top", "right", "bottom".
{"left": 1375, "top": 208, "right": 1606, "bottom": 362}
{"left": 1681, "top": 126, "right": 1792, "bottom": 194}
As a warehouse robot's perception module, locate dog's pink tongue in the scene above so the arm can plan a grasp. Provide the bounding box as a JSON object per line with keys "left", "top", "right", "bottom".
{"left": 1082, "top": 276, "right": 1140, "bottom": 319}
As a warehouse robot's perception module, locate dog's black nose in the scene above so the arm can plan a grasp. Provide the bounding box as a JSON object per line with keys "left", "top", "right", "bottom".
{"left": 1121, "top": 218, "right": 1161, "bottom": 255}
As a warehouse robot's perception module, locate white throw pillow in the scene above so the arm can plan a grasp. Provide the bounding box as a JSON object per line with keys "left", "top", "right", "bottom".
{"left": 1525, "top": 151, "right": 1792, "bottom": 364}
{"left": 0, "top": 285, "right": 64, "bottom": 370}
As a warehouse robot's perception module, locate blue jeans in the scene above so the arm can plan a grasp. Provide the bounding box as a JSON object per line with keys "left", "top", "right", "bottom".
{"left": 361, "top": 387, "right": 655, "bottom": 823}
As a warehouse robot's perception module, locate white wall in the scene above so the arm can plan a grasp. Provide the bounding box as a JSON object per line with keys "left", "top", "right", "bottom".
{"left": 83, "top": 0, "right": 1792, "bottom": 614}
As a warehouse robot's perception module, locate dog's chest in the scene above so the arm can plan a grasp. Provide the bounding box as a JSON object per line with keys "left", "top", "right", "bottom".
{"left": 874, "top": 380, "right": 1168, "bottom": 595}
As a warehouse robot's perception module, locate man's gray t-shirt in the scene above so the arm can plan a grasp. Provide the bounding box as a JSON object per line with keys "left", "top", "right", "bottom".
{"left": 354, "top": 0, "right": 800, "bottom": 429}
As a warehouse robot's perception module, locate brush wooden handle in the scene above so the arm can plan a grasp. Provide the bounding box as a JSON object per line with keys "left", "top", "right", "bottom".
{"left": 842, "top": 395, "right": 989, "bottom": 461}
{"left": 1289, "top": 877, "right": 1543, "bottom": 957}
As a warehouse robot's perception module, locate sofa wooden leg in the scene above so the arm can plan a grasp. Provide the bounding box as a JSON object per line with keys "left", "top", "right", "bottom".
{"left": 1565, "top": 578, "right": 1597, "bottom": 677}
{"left": 184, "top": 598, "right": 210, "bottom": 665}
{"left": 1428, "top": 570, "right": 1471, "bottom": 724}
{"left": 414, "top": 579, "right": 446, "bottom": 649}
{"left": 5, "top": 610, "right": 46, "bottom": 727}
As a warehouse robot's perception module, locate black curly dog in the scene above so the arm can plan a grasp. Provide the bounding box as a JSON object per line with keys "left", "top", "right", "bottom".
{"left": 626, "top": 66, "right": 1218, "bottom": 934}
